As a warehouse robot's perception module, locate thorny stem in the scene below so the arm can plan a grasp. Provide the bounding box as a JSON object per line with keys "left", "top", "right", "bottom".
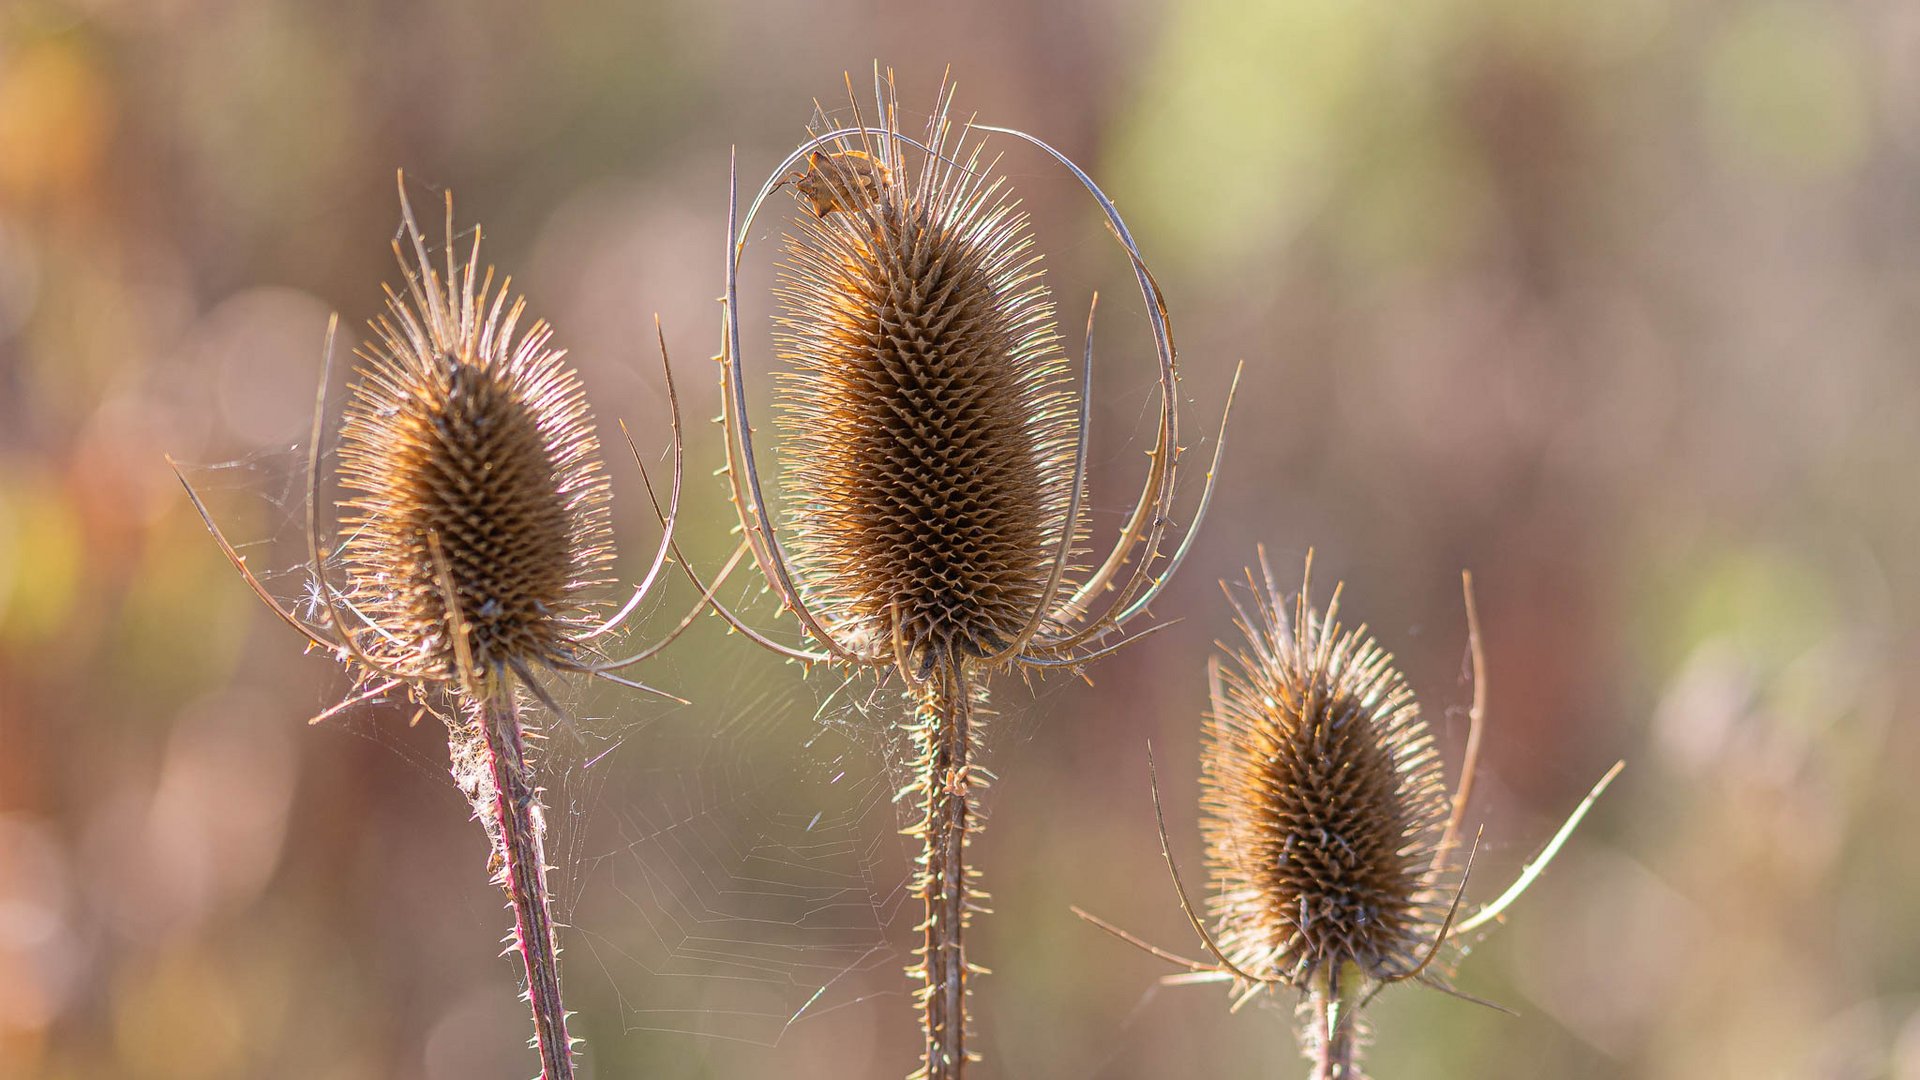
{"left": 475, "top": 691, "right": 574, "bottom": 1080}
{"left": 910, "top": 658, "right": 983, "bottom": 1080}
{"left": 1308, "top": 966, "right": 1362, "bottom": 1080}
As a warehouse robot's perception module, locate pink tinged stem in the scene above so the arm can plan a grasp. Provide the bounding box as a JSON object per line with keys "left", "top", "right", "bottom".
{"left": 477, "top": 691, "right": 574, "bottom": 1080}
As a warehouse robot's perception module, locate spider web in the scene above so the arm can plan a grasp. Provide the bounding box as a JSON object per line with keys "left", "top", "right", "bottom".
{"left": 556, "top": 625, "right": 917, "bottom": 1047}
{"left": 173, "top": 130, "right": 1205, "bottom": 1064}
{"left": 174, "top": 444, "right": 928, "bottom": 1054}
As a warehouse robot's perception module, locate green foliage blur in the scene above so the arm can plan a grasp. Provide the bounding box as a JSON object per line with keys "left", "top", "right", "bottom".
{"left": 1, "top": 1, "right": 1915, "bottom": 1077}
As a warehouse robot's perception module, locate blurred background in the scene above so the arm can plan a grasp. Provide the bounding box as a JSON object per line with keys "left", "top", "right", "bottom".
{"left": 2, "top": 0, "right": 1917, "bottom": 1077}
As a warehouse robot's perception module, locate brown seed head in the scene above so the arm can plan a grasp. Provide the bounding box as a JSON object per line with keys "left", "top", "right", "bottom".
{"left": 332, "top": 192, "right": 613, "bottom": 688}
{"left": 1201, "top": 556, "right": 1453, "bottom": 991}
{"left": 772, "top": 107, "right": 1078, "bottom": 674}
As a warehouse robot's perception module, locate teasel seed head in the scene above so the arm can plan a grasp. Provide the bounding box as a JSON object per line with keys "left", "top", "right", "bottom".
{"left": 331, "top": 187, "right": 614, "bottom": 692}
{"left": 1202, "top": 553, "right": 1454, "bottom": 994}
{"left": 770, "top": 104, "right": 1079, "bottom": 676}
{"left": 1071, "top": 553, "right": 1622, "bottom": 1078}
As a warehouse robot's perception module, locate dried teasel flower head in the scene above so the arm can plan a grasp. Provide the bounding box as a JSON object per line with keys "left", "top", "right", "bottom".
{"left": 329, "top": 187, "right": 615, "bottom": 693}
{"left": 1073, "top": 549, "right": 1622, "bottom": 1079}
{"left": 175, "top": 172, "right": 702, "bottom": 714}
{"left": 720, "top": 70, "right": 1240, "bottom": 680}
{"left": 1201, "top": 551, "right": 1454, "bottom": 993}
{"left": 769, "top": 95, "right": 1076, "bottom": 674}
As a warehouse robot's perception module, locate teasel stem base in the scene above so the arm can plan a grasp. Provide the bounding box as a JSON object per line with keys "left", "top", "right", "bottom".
{"left": 909, "top": 657, "right": 986, "bottom": 1080}
{"left": 1306, "top": 965, "right": 1362, "bottom": 1080}
{"left": 475, "top": 691, "right": 575, "bottom": 1080}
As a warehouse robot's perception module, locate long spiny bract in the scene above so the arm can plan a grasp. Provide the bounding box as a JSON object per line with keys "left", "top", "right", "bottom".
{"left": 773, "top": 125, "right": 1077, "bottom": 676}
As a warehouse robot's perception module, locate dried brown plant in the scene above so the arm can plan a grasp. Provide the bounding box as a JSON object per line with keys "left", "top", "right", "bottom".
{"left": 714, "top": 71, "right": 1237, "bottom": 1079}
{"left": 1077, "top": 551, "right": 1621, "bottom": 1079}
{"left": 171, "top": 175, "right": 709, "bottom": 1080}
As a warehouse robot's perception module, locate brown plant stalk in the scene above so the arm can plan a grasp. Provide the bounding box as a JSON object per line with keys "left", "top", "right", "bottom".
{"left": 910, "top": 661, "right": 982, "bottom": 1072}
{"left": 476, "top": 693, "right": 572, "bottom": 1079}
{"left": 173, "top": 175, "right": 706, "bottom": 1079}
{"left": 713, "top": 70, "right": 1237, "bottom": 1078}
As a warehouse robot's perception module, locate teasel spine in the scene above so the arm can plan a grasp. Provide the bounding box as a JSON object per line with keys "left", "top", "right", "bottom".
{"left": 425, "top": 572, "right": 578, "bottom": 1080}
{"left": 907, "top": 659, "right": 991, "bottom": 1077}
{"left": 477, "top": 692, "right": 574, "bottom": 1080}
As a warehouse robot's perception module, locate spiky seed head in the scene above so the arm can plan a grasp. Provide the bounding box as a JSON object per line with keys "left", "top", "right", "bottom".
{"left": 771, "top": 112, "right": 1079, "bottom": 676}
{"left": 1201, "top": 557, "right": 1453, "bottom": 992}
{"left": 332, "top": 193, "right": 613, "bottom": 689}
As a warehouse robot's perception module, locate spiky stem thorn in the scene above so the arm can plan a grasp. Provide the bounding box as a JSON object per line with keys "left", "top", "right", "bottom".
{"left": 910, "top": 658, "right": 982, "bottom": 1080}
{"left": 478, "top": 691, "right": 574, "bottom": 1080}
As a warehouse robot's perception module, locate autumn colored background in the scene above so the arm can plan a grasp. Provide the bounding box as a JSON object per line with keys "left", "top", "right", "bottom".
{"left": 2, "top": 1, "right": 1916, "bottom": 1078}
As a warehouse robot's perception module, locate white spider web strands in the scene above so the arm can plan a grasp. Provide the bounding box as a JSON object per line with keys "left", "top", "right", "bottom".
{"left": 178, "top": 435, "right": 923, "bottom": 1050}
{"left": 583, "top": 90, "right": 1216, "bottom": 1049}
{"left": 175, "top": 112, "right": 1219, "bottom": 1056}
{"left": 180, "top": 448, "right": 334, "bottom": 618}
{"left": 555, "top": 599, "right": 1103, "bottom": 1054}
{"left": 562, "top": 626, "right": 921, "bottom": 1047}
